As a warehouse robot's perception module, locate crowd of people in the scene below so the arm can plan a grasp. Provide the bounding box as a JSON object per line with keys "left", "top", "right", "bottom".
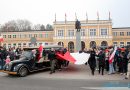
{"left": 86, "top": 46, "right": 130, "bottom": 79}
{"left": 0, "top": 45, "right": 130, "bottom": 79}
{"left": 0, "top": 46, "right": 24, "bottom": 69}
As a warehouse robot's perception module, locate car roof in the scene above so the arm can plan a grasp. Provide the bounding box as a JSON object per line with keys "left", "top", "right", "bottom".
{"left": 23, "top": 45, "right": 63, "bottom": 51}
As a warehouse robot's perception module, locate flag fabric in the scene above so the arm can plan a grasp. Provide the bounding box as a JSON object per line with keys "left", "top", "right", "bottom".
{"left": 56, "top": 51, "right": 76, "bottom": 63}
{"left": 56, "top": 51, "right": 90, "bottom": 65}
{"left": 70, "top": 52, "right": 90, "bottom": 65}
{"left": 38, "top": 44, "right": 43, "bottom": 61}
{"left": 109, "top": 46, "right": 117, "bottom": 64}
{"left": 0, "top": 36, "right": 4, "bottom": 42}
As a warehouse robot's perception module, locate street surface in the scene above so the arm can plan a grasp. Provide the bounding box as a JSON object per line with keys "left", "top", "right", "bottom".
{"left": 0, "top": 64, "right": 130, "bottom": 90}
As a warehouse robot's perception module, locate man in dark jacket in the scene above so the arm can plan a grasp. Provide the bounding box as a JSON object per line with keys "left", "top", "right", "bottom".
{"left": 0, "top": 47, "right": 7, "bottom": 69}
{"left": 48, "top": 48, "right": 56, "bottom": 74}
{"left": 88, "top": 49, "right": 96, "bottom": 75}
{"left": 98, "top": 50, "right": 105, "bottom": 75}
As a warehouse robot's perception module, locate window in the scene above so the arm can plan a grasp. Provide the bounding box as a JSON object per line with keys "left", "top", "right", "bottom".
{"left": 120, "top": 42, "right": 124, "bottom": 47}
{"left": 68, "top": 30, "right": 74, "bottom": 37}
{"left": 45, "top": 34, "right": 48, "bottom": 38}
{"left": 3, "top": 35, "right": 6, "bottom": 38}
{"left": 120, "top": 32, "right": 124, "bottom": 36}
{"left": 90, "top": 29, "right": 96, "bottom": 36}
{"left": 8, "top": 44, "right": 11, "bottom": 48}
{"left": 34, "top": 34, "right": 37, "bottom": 38}
{"left": 13, "top": 43, "right": 16, "bottom": 47}
{"left": 113, "top": 32, "right": 118, "bottom": 36}
{"left": 101, "top": 28, "right": 107, "bottom": 35}
{"left": 8, "top": 35, "right": 11, "bottom": 38}
{"left": 113, "top": 42, "right": 117, "bottom": 46}
{"left": 81, "top": 29, "right": 85, "bottom": 36}
{"left": 24, "top": 34, "right": 27, "bottom": 38}
{"left": 127, "top": 42, "right": 130, "bottom": 46}
{"left": 39, "top": 34, "right": 43, "bottom": 38}
{"left": 29, "top": 34, "right": 32, "bottom": 38}
{"left": 18, "top": 43, "right": 21, "bottom": 47}
{"left": 13, "top": 35, "right": 16, "bottom": 38}
{"left": 23, "top": 43, "right": 26, "bottom": 47}
{"left": 19, "top": 34, "right": 22, "bottom": 38}
{"left": 29, "top": 43, "right": 31, "bottom": 47}
{"left": 58, "top": 30, "right": 64, "bottom": 37}
{"left": 127, "top": 32, "right": 130, "bottom": 36}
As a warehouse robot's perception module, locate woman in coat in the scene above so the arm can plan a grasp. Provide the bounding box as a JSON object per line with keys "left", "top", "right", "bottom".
{"left": 88, "top": 49, "right": 96, "bottom": 75}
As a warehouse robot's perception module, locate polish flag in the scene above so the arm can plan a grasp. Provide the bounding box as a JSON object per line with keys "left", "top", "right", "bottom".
{"left": 38, "top": 44, "right": 43, "bottom": 61}
{"left": 56, "top": 51, "right": 90, "bottom": 65}
{"left": 0, "top": 36, "right": 4, "bottom": 42}
{"left": 109, "top": 46, "right": 117, "bottom": 64}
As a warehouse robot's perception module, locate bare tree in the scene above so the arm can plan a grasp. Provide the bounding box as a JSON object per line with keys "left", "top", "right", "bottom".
{"left": 40, "top": 24, "right": 45, "bottom": 30}
{"left": 46, "top": 24, "right": 53, "bottom": 30}
{"left": 32, "top": 24, "right": 41, "bottom": 30}
{"left": 1, "top": 19, "right": 32, "bottom": 31}
{"left": 16, "top": 19, "right": 32, "bottom": 31}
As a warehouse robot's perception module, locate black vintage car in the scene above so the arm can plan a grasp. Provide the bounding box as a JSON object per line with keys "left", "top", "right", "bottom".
{"left": 0, "top": 45, "right": 63, "bottom": 77}
{"left": 1, "top": 51, "right": 50, "bottom": 77}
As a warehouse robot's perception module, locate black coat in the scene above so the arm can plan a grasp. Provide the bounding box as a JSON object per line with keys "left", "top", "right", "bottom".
{"left": 88, "top": 51, "right": 96, "bottom": 68}
{"left": 48, "top": 51, "right": 56, "bottom": 60}
{"left": 98, "top": 52, "right": 105, "bottom": 66}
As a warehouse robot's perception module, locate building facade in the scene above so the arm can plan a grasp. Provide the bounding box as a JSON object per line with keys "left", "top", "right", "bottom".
{"left": 0, "top": 20, "right": 130, "bottom": 52}
{"left": 1, "top": 30, "right": 53, "bottom": 48}
{"left": 112, "top": 27, "right": 130, "bottom": 47}
{"left": 53, "top": 20, "right": 113, "bottom": 52}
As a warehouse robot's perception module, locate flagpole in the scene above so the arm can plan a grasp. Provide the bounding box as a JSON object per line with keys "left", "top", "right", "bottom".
{"left": 86, "top": 12, "right": 88, "bottom": 23}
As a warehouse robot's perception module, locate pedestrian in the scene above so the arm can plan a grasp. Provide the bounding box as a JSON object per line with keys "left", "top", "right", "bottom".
{"left": 105, "top": 49, "right": 109, "bottom": 71}
{"left": 0, "top": 47, "right": 7, "bottom": 69}
{"left": 88, "top": 48, "right": 96, "bottom": 75}
{"left": 5, "top": 56, "right": 11, "bottom": 64}
{"left": 121, "top": 51, "right": 128, "bottom": 75}
{"left": 125, "top": 48, "right": 130, "bottom": 79}
{"left": 108, "top": 48, "right": 115, "bottom": 75}
{"left": 98, "top": 50, "right": 105, "bottom": 75}
{"left": 42, "top": 49, "right": 46, "bottom": 60}
{"left": 48, "top": 48, "right": 56, "bottom": 74}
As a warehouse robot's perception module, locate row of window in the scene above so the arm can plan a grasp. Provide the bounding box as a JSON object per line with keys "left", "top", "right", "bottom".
{"left": 3, "top": 33, "right": 50, "bottom": 39}
{"left": 3, "top": 42, "right": 50, "bottom": 48}
{"left": 57, "top": 28, "right": 108, "bottom": 37}
{"left": 113, "top": 42, "right": 130, "bottom": 47}
{"left": 113, "top": 32, "right": 130, "bottom": 36}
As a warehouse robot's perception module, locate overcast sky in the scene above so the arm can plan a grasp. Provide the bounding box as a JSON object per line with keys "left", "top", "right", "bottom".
{"left": 0, "top": 0, "right": 130, "bottom": 27}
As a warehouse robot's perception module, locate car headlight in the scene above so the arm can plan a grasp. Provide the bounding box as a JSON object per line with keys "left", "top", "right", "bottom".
{"left": 13, "top": 66, "right": 18, "bottom": 71}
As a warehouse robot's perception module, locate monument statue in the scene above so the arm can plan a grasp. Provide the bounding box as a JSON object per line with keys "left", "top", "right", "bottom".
{"left": 75, "top": 20, "right": 81, "bottom": 32}
{"left": 75, "top": 19, "right": 81, "bottom": 52}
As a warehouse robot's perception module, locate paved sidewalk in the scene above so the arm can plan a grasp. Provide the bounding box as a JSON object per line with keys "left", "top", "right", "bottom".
{"left": 28, "top": 63, "right": 125, "bottom": 80}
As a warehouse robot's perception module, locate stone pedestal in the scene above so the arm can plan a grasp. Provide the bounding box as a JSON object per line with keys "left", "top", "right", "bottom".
{"left": 76, "top": 30, "right": 81, "bottom": 52}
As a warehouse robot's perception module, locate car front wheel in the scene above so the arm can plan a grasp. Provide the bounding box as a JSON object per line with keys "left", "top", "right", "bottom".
{"left": 18, "top": 67, "right": 28, "bottom": 77}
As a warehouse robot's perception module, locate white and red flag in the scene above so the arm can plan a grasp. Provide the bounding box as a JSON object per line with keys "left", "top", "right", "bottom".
{"left": 0, "top": 36, "right": 4, "bottom": 42}
{"left": 56, "top": 51, "right": 90, "bottom": 65}
{"left": 109, "top": 46, "right": 117, "bottom": 64}
{"left": 38, "top": 44, "right": 43, "bottom": 61}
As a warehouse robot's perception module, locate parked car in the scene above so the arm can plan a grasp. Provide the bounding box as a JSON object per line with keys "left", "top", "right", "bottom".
{"left": 0, "top": 45, "right": 63, "bottom": 77}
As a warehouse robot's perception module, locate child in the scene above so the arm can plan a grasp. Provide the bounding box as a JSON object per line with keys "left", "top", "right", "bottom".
{"left": 5, "top": 56, "right": 11, "bottom": 64}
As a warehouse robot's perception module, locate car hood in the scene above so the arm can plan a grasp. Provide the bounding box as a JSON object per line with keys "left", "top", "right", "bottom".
{"left": 11, "top": 57, "right": 27, "bottom": 63}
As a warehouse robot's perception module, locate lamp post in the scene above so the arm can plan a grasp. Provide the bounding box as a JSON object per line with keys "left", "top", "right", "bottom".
{"left": 75, "top": 20, "right": 81, "bottom": 52}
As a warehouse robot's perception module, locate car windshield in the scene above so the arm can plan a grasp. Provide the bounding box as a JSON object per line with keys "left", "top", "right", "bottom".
{"left": 19, "top": 51, "right": 33, "bottom": 60}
